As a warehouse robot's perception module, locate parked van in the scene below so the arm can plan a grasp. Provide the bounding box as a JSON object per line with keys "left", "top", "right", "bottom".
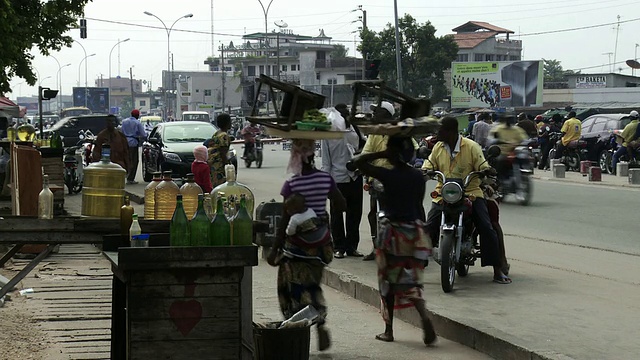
{"left": 182, "top": 111, "right": 210, "bottom": 123}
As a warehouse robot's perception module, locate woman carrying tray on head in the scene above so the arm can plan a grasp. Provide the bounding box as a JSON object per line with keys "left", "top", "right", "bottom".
{"left": 352, "top": 134, "right": 437, "bottom": 346}
{"left": 267, "top": 138, "right": 346, "bottom": 352}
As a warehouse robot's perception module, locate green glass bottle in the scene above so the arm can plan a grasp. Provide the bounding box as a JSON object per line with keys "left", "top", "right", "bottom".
{"left": 232, "top": 194, "right": 253, "bottom": 246}
{"left": 170, "top": 194, "right": 190, "bottom": 247}
{"left": 209, "top": 195, "right": 231, "bottom": 246}
{"left": 190, "top": 194, "right": 210, "bottom": 246}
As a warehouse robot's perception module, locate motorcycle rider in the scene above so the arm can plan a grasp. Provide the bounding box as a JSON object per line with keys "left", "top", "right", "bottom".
{"left": 488, "top": 112, "right": 528, "bottom": 179}
{"left": 516, "top": 113, "right": 538, "bottom": 139}
{"left": 422, "top": 117, "right": 511, "bottom": 284}
{"left": 240, "top": 122, "right": 261, "bottom": 160}
{"left": 554, "top": 111, "right": 582, "bottom": 160}
{"left": 612, "top": 110, "right": 640, "bottom": 174}
{"left": 537, "top": 114, "right": 562, "bottom": 170}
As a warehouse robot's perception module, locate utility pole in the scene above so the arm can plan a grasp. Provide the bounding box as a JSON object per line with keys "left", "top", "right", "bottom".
{"left": 613, "top": 15, "right": 621, "bottom": 73}
{"left": 393, "top": 0, "right": 403, "bottom": 92}
{"left": 354, "top": 5, "right": 367, "bottom": 80}
{"left": 221, "top": 44, "right": 226, "bottom": 112}
{"left": 129, "top": 67, "right": 135, "bottom": 108}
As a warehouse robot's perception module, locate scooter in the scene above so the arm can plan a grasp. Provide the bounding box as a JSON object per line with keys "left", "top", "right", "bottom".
{"left": 424, "top": 146, "right": 501, "bottom": 293}
{"left": 243, "top": 136, "right": 264, "bottom": 168}
{"left": 63, "top": 130, "right": 94, "bottom": 195}
{"left": 491, "top": 141, "right": 534, "bottom": 206}
{"left": 547, "top": 132, "right": 587, "bottom": 171}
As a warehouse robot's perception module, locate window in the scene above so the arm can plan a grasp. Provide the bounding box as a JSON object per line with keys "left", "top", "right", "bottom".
{"left": 605, "top": 120, "right": 619, "bottom": 131}
{"left": 259, "top": 65, "right": 265, "bottom": 74}
{"left": 474, "top": 54, "right": 484, "bottom": 61}
{"left": 247, "top": 66, "right": 256, "bottom": 76}
{"left": 195, "top": 89, "right": 199, "bottom": 93}
{"left": 327, "top": 78, "right": 337, "bottom": 85}
{"left": 485, "top": 54, "right": 494, "bottom": 61}
{"left": 456, "top": 54, "right": 469, "bottom": 62}
{"left": 589, "top": 118, "right": 606, "bottom": 133}
{"left": 509, "top": 55, "right": 520, "bottom": 61}
{"left": 282, "top": 64, "right": 287, "bottom": 72}
{"left": 139, "top": 100, "right": 146, "bottom": 106}
{"left": 204, "top": 89, "right": 212, "bottom": 96}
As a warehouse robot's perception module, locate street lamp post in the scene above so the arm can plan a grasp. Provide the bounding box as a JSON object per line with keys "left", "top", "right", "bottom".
{"left": 109, "top": 38, "right": 131, "bottom": 113}
{"left": 56, "top": 63, "right": 71, "bottom": 112}
{"left": 78, "top": 53, "right": 96, "bottom": 107}
{"left": 393, "top": 0, "right": 403, "bottom": 92}
{"left": 274, "top": 20, "right": 288, "bottom": 82}
{"left": 258, "top": 0, "right": 274, "bottom": 115}
{"left": 144, "top": 11, "right": 193, "bottom": 120}
{"left": 73, "top": 40, "right": 88, "bottom": 86}
{"left": 635, "top": 44, "right": 639, "bottom": 76}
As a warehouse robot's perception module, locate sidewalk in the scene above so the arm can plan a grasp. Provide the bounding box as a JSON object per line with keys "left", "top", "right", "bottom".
{"left": 532, "top": 167, "right": 640, "bottom": 189}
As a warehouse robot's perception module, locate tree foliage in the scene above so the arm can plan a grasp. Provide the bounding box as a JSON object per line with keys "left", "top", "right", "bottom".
{"left": 543, "top": 59, "right": 578, "bottom": 83}
{"left": 359, "top": 14, "right": 458, "bottom": 101}
{"left": 0, "top": 0, "right": 90, "bottom": 95}
{"left": 330, "top": 44, "right": 349, "bottom": 59}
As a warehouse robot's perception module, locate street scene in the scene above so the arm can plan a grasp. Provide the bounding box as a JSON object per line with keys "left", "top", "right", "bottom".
{"left": 2, "top": 0, "right": 640, "bottom": 360}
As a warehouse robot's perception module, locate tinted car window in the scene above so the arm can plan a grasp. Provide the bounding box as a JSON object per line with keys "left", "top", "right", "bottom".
{"left": 589, "top": 118, "right": 607, "bottom": 133}
{"left": 581, "top": 117, "right": 596, "bottom": 133}
{"left": 619, "top": 117, "right": 631, "bottom": 129}
{"left": 605, "top": 120, "right": 619, "bottom": 131}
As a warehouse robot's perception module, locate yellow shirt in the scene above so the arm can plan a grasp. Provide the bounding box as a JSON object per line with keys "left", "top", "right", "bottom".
{"left": 488, "top": 123, "right": 528, "bottom": 155}
{"left": 361, "top": 134, "right": 419, "bottom": 169}
{"left": 620, "top": 120, "right": 639, "bottom": 147}
{"left": 422, "top": 136, "right": 490, "bottom": 202}
{"left": 560, "top": 118, "right": 582, "bottom": 146}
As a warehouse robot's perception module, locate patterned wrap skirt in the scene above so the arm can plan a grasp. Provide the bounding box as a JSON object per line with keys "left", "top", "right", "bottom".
{"left": 375, "top": 218, "right": 432, "bottom": 323}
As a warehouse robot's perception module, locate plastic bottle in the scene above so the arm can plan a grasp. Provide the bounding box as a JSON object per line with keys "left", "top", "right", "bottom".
{"left": 170, "top": 194, "right": 190, "bottom": 247}
{"left": 129, "top": 214, "right": 143, "bottom": 247}
{"left": 209, "top": 194, "right": 230, "bottom": 246}
{"left": 211, "top": 165, "right": 255, "bottom": 219}
{"left": 189, "top": 194, "right": 210, "bottom": 246}
{"left": 180, "top": 173, "right": 203, "bottom": 219}
{"left": 38, "top": 175, "right": 54, "bottom": 219}
{"left": 154, "top": 171, "right": 180, "bottom": 220}
{"left": 120, "top": 196, "right": 134, "bottom": 243}
{"left": 232, "top": 194, "right": 253, "bottom": 246}
{"left": 144, "top": 172, "right": 162, "bottom": 220}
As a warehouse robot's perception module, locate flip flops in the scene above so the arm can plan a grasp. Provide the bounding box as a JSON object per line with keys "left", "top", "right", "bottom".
{"left": 375, "top": 332, "right": 394, "bottom": 342}
{"left": 493, "top": 274, "right": 512, "bottom": 284}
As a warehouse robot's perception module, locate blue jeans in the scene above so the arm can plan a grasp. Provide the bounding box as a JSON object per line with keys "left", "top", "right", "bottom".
{"left": 612, "top": 146, "right": 628, "bottom": 173}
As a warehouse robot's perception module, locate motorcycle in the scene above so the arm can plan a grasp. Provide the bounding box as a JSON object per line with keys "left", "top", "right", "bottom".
{"left": 491, "top": 141, "right": 534, "bottom": 206}
{"left": 600, "top": 130, "right": 640, "bottom": 174}
{"left": 547, "top": 132, "right": 587, "bottom": 171}
{"left": 424, "top": 146, "right": 501, "bottom": 293}
{"left": 63, "top": 130, "right": 95, "bottom": 195}
{"left": 243, "top": 136, "right": 264, "bottom": 168}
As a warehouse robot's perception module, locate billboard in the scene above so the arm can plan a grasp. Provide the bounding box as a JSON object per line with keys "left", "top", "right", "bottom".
{"left": 575, "top": 75, "right": 606, "bottom": 89}
{"left": 451, "top": 61, "right": 543, "bottom": 108}
{"left": 72, "top": 87, "right": 109, "bottom": 114}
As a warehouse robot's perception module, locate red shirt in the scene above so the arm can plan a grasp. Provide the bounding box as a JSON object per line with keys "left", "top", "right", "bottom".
{"left": 191, "top": 161, "right": 212, "bottom": 193}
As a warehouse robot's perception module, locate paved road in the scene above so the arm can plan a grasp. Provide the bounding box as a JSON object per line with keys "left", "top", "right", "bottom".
{"left": 122, "top": 143, "right": 640, "bottom": 359}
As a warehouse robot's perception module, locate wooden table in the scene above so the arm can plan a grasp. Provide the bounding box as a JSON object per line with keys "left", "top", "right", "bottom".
{"left": 105, "top": 246, "right": 258, "bottom": 360}
{"left": 0, "top": 216, "right": 169, "bottom": 298}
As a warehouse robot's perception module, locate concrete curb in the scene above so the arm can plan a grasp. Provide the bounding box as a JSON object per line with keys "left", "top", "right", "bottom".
{"left": 321, "top": 267, "right": 575, "bottom": 360}
{"left": 531, "top": 174, "right": 640, "bottom": 189}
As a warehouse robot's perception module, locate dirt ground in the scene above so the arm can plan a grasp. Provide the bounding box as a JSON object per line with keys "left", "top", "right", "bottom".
{"left": 0, "top": 266, "right": 48, "bottom": 360}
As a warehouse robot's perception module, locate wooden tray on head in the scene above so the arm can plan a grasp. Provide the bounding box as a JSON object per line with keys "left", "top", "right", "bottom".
{"left": 357, "top": 117, "right": 441, "bottom": 136}
{"left": 246, "top": 75, "right": 325, "bottom": 131}
{"left": 265, "top": 127, "right": 346, "bottom": 140}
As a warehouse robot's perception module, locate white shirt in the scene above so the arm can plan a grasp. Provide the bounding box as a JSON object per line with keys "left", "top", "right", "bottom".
{"left": 286, "top": 208, "right": 317, "bottom": 236}
{"left": 321, "top": 125, "right": 360, "bottom": 183}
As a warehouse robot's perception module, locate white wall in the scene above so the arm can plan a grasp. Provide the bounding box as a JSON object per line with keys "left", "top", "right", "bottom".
{"left": 543, "top": 87, "right": 640, "bottom": 104}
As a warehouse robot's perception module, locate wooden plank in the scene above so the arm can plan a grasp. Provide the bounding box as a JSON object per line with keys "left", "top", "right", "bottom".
{"left": 117, "top": 246, "right": 258, "bottom": 270}
{"left": 0, "top": 216, "right": 76, "bottom": 231}
{"left": 130, "top": 339, "right": 240, "bottom": 360}
{"left": 128, "top": 283, "right": 239, "bottom": 298}
{"left": 129, "top": 268, "right": 242, "bottom": 286}
{"left": 128, "top": 296, "right": 239, "bottom": 320}
{"left": 129, "top": 318, "right": 240, "bottom": 341}
{"left": 0, "top": 232, "right": 103, "bottom": 244}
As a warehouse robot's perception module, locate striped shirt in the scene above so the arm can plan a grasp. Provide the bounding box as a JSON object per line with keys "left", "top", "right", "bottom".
{"left": 281, "top": 170, "right": 336, "bottom": 216}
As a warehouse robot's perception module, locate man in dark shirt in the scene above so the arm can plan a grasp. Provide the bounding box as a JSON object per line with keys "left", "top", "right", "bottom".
{"left": 516, "top": 113, "right": 537, "bottom": 139}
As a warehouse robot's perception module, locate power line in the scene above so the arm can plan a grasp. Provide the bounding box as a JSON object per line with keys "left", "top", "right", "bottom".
{"left": 518, "top": 16, "right": 640, "bottom": 36}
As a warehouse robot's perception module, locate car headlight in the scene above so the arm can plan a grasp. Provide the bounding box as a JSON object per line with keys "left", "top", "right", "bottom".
{"left": 163, "top": 152, "right": 181, "bottom": 162}
{"left": 441, "top": 182, "right": 463, "bottom": 204}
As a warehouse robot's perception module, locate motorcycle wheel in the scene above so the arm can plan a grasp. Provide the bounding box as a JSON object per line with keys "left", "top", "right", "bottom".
{"left": 256, "top": 151, "right": 263, "bottom": 168}
{"left": 73, "top": 183, "right": 83, "bottom": 194}
{"left": 142, "top": 159, "right": 152, "bottom": 182}
{"left": 456, "top": 262, "right": 469, "bottom": 277}
{"left": 518, "top": 175, "right": 533, "bottom": 206}
{"left": 599, "top": 150, "right": 613, "bottom": 174}
{"left": 566, "top": 153, "right": 580, "bottom": 171}
{"left": 244, "top": 159, "right": 252, "bottom": 168}
{"left": 440, "top": 233, "right": 456, "bottom": 293}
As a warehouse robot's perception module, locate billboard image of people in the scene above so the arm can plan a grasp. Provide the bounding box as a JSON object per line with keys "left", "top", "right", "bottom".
{"left": 72, "top": 87, "right": 109, "bottom": 114}
{"left": 451, "top": 61, "right": 543, "bottom": 108}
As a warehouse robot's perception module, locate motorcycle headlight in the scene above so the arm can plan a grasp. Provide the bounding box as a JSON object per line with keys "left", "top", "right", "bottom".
{"left": 441, "top": 182, "right": 463, "bottom": 204}
{"left": 163, "top": 152, "right": 181, "bottom": 162}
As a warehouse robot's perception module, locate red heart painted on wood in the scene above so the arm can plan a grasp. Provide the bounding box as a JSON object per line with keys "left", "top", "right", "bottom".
{"left": 169, "top": 299, "right": 203, "bottom": 336}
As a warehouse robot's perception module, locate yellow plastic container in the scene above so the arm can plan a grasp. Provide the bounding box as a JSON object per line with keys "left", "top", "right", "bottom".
{"left": 81, "top": 153, "right": 126, "bottom": 218}
{"left": 180, "top": 173, "right": 203, "bottom": 219}
{"left": 143, "top": 172, "right": 162, "bottom": 220}
{"left": 154, "top": 171, "right": 180, "bottom": 220}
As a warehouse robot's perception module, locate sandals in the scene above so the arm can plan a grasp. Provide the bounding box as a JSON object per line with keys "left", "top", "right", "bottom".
{"left": 493, "top": 274, "right": 512, "bottom": 284}
{"left": 375, "top": 332, "right": 394, "bottom": 342}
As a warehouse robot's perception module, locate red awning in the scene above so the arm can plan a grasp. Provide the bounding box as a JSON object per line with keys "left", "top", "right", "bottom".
{"left": 0, "top": 97, "right": 18, "bottom": 107}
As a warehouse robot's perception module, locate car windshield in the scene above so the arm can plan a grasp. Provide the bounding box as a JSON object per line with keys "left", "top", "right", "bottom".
{"left": 163, "top": 123, "right": 216, "bottom": 143}
{"left": 619, "top": 117, "right": 631, "bottom": 128}
{"left": 183, "top": 113, "right": 210, "bottom": 122}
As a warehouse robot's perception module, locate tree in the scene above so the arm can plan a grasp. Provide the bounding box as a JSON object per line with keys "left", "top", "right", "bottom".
{"left": 0, "top": 0, "right": 90, "bottom": 95}
{"left": 330, "top": 44, "right": 349, "bottom": 59}
{"left": 543, "top": 59, "right": 578, "bottom": 83}
{"left": 359, "top": 14, "right": 458, "bottom": 101}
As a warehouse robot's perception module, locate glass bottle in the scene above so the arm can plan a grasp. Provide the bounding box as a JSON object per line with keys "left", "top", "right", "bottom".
{"left": 17, "top": 122, "right": 36, "bottom": 141}
{"left": 232, "top": 194, "right": 253, "bottom": 246}
{"left": 120, "top": 196, "right": 134, "bottom": 243}
{"left": 154, "top": 171, "right": 180, "bottom": 220}
{"left": 203, "top": 194, "right": 213, "bottom": 220}
{"left": 211, "top": 165, "right": 255, "bottom": 219}
{"left": 209, "top": 194, "right": 231, "bottom": 246}
{"left": 180, "top": 173, "right": 203, "bottom": 219}
{"left": 144, "top": 172, "right": 162, "bottom": 220}
{"left": 170, "top": 194, "right": 190, "bottom": 247}
{"left": 190, "top": 194, "right": 210, "bottom": 246}
{"left": 7, "top": 126, "right": 16, "bottom": 142}
{"left": 129, "top": 214, "right": 143, "bottom": 247}
{"left": 38, "top": 175, "right": 54, "bottom": 219}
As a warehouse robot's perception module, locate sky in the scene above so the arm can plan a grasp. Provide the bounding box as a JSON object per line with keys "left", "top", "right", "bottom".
{"left": 7, "top": 0, "right": 640, "bottom": 98}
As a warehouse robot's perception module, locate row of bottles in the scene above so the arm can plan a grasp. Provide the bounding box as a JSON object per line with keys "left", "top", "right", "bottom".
{"left": 169, "top": 193, "right": 253, "bottom": 247}
{"left": 144, "top": 165, "right": 254, "bottom": 222}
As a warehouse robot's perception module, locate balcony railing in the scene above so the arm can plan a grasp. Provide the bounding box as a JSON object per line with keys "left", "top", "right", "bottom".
{"left": 315, "top": 58, "right": 364, "bottom": 69}
{"left": 242, "top": 74, "right": 300, "bottom": 84}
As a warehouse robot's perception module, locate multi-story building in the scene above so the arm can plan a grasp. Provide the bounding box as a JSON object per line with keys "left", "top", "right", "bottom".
{"left": 167, "top": 70, "right": 241, "bottom": 121}
{"left": 95, "top": 77, "right": 143, "bottom": 112}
